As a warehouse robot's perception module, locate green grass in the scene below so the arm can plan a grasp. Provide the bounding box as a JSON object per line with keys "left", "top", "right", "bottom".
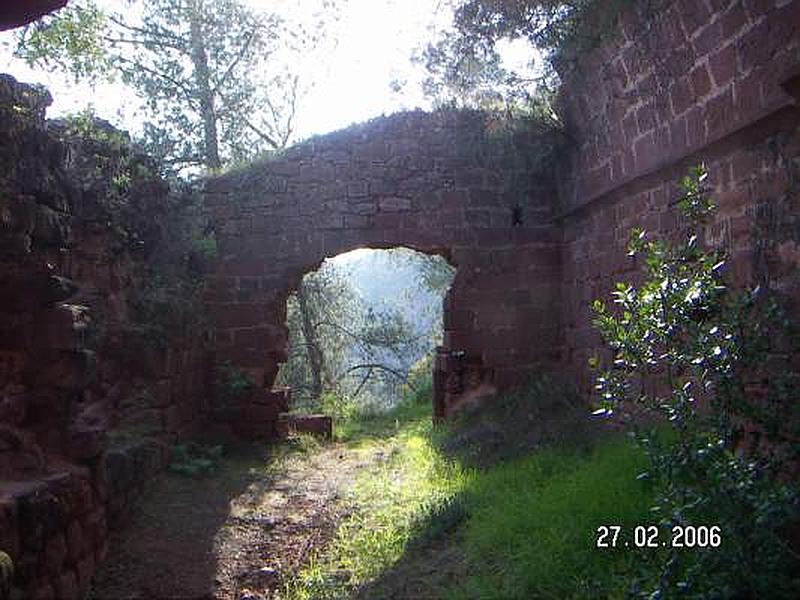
{"left": 451, "top": 438, "right": 653, "bottom": 599}
{"left": 282, "top": 402, "right": 469, "bottom": 599}
{"left": 332, "top": 395, "right": 433, "bottom": 444}
{"left": 281, "top": 388, "right": 655, "bottom": 599}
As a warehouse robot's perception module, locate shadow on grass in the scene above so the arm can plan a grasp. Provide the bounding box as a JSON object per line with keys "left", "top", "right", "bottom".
{"left": 350, "top": 376, "right": 635, "bottom": 599}
{"left": 432, "top": 375, "right": 608, "bottom": 469}
{"left": 89, "top": 441, "right": 278, "bottom": 600}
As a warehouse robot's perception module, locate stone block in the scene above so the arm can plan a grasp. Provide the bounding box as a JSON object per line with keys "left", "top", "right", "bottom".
{"left": 344, "top": 214, "right": 371, "bottom": 228}
{"left": 255, "top": 387, "right": 290, "bottom": 411}
{"left": 161, "top": 405, "right": 182, "bottom": 433}
{"left": 709, "top": 43, "right": 737, "bottom": 88}
{"left": 207, "top": 303, "right": 264, "bottom": 329}
{"left": 31, "top": 304, "right": 87, "bottom": 351}
{"left": 0, "top": 496, "right": 20, "bottom": 560}
{"left": 36, "top": 350, "right": 96, "bottom": 390}
{"left": 378, "top": 196, "right": 411, "bottom": 211}
{"left": 234, "top": 420, "right": 276, "bottom": 440}
{"left": 705, "top": 88, "right": 734, "bottom": 139}
{"left": 65, "top": 520, "right": 84, "bottom": 561}
{"left": 116, "top": 408, "right": 162, "bottom": 437}
{"left": 54, "top": 569, "right": 79, "bottom": 600}
{"left": 94, "top": 537, "right": 108, "bottom": 566}
{"left": 82, "top": 508, "right": 106, "bottom": 548}
{"left": 67, "top": 427, "right": 106, "bottom": 461}
{"left": 11, "top": 552, "right": 38, "bottom": 590}
{"left": 150, "top": 380, "right": 172, "bottom": 408}
{"left": 0, "top": 392, "right": 26, "bottom": 427}
{"left": 75, "top": 553, "right": 94, "bottom": 594}
{"left": 32, "top": 204, "right": 69, "bottom": 247}
{"left": 30, "top": 582, "right": 54, "bottom": 600}
{"left": 102, "top": 449, "right": 132, "bottom": 495}
{"left": 15, "top": 483, "right": 63, "bottom": 550}
{"left": 277, "top": 414, "right": 332, "bottom": 439}
{"left": 43, "top": 533, "right": 67, "bottom": 576}
{"left": 244, "top": 403, "right": 280, "bottom": 423}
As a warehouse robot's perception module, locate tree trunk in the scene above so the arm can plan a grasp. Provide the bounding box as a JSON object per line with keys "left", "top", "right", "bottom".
{"left": 296, "top": 282, "right": 324, "bottom": 403}
{"left": 188, "top": 0, "right": 221, "bottom": 170}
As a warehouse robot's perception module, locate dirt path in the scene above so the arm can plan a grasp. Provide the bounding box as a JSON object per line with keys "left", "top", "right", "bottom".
{"left": 90, "top": 441, "right": 387, "bottom": 599}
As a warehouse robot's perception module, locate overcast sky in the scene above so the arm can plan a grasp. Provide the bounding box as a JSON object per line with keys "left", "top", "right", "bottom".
{"left": 0, "top": 0, "right": 455, "bottom": 140}
{"left": 0, "top": 0, "right": 536, "bottom": 142}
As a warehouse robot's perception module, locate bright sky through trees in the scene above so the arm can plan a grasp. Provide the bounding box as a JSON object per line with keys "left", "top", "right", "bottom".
{"left": 0, "top": 0, "right": 535, "bottom": 142}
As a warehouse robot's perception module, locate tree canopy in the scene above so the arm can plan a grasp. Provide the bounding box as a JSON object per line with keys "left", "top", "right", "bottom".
{"left": 13, "top": 0, "right": 337, "bottom": 174}
{"left": 417, "top": 0, "right": 622, "bottom": 110}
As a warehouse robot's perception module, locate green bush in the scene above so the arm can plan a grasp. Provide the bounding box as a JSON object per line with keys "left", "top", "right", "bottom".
{"left": 592, "top": 166, "right": 800, "bottom": 598}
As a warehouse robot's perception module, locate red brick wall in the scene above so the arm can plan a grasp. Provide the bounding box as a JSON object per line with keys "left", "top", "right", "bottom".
{"left": 205, "top": 111, "right": 564, "bottom": 417}
{"left": 558, "top": 0, "right": 800, "bottom": 392}
{"left": 0, "top": 73, "right": 206, "bottom": 598}
{"left": 206, "top": 0, "right": 800, "bottom": 414}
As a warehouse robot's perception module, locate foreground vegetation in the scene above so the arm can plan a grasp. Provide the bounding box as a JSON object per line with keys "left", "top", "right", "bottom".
{"left": 282, "top": 168, "right": 800, "bottom": 599}
{"left": 281, "top": 385, "right": 656, "bottom": 600}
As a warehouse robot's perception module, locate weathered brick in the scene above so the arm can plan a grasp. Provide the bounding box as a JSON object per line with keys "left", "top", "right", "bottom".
{"left": 378, "top": 196, "right": 412, "bottom": 211}
{"left": 705, "top": 87, "right": 735, "bottom": 138}
{"left": 344, "top": 214, "right": 371, "bottom": 228}
{"left": 709, "top": 43, "right": 737, "bottom": 87}
{"left": 43, "top": 533, "right": 67, "bottom": 576}
{"left": 692, "top": 20, "right": 722, "bottom": 57}
{"left": 670, "top": 77, "right": 694, "bottom": 116}
{"left": 690, "top": 63, "right": 712, "bottom": 97}
{"left": 55, "top": 569, "right": 79, "bottom": 600}
{"left": 720, "top": 2, "right": 748, "bottom": 37}
{"left": 65, "top": 520, "right": 84, "bottom": 560}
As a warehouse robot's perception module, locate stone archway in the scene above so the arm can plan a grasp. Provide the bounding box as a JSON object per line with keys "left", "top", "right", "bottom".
{"left": 203, "top": 110, "right": 562, "bottom": 429}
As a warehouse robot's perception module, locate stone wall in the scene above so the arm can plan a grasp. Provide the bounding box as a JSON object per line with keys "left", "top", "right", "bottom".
{"left": 0, "top": 0, "right": 798, "bottom": 595}
{"left": 204, "top": 0, "right": 799, "bottom": 421}
{"left": 557, "top": 0, "right": 800, "bottom": 392}
{"left": 0, "top": 74, "right": 207, "bottom": 599}
{"left": 204, "top": 112, "right": 564, "bottom": 422}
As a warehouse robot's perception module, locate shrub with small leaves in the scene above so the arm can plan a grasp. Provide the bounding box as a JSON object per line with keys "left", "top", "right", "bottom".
{"left": 592, "top": 166, "right": 800, "bottom": 598}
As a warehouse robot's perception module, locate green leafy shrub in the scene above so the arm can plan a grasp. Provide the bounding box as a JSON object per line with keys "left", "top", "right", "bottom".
{"left": 592, "top": 166, "right": 800, "bottom": 598}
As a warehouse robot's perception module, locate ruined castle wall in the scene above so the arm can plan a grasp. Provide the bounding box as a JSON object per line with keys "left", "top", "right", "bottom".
{"left": 558, "top": 0, "right": 800, "bottom": 391}
{"left": 204, "top": 112, "right": 563, "bottom": 421}
{"left": 0, "top": 74, "right": 207, "bottom": 599}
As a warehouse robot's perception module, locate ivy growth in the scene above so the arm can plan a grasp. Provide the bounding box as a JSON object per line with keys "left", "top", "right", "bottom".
{"left": 592, "top": 166, "right": 800, "bottom": 598}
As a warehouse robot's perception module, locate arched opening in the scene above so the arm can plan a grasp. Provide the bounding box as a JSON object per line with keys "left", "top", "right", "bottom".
{"left": 275, "top": 246, "right": 455, "bottom": 429}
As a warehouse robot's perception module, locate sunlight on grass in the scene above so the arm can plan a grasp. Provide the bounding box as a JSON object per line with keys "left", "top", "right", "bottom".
{"left": 451, "top": 438, "right": 653, "bottom": 600}
{"left": 282, "top": 410, "right": 471, "bottom": 599}
{"left": 281, "top": 391, "right": 654, "bottom": 600}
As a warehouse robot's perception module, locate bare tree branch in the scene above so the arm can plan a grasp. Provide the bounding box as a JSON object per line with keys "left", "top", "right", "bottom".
{"left": 217, "top": 89, "right": 281, "bottom": 149}
{"left": 211, "top": 28, "right": 257, "bottom": 94}
{"left": 339, "top": 363, "right": 414, "bottom": 388}
{"left": 114, "top": 55, "right": 199, "bottom": 109}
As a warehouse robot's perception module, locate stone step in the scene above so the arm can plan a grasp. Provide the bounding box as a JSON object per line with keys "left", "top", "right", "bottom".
{"left": 276, "top": 413, "right": 332, "bottom": 439}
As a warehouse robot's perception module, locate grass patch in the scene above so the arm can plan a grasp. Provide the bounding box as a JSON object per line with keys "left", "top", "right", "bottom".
{"left": 281, "top": 383, "right": 655, "bottom": 599}
{"left": 333, "top": 395, "right": 433, "bottom": 445}
{"left": 451, "top": 437, "right": 653, "bottom": 599}
{"left": 283, "top": 406, "right": 470, "bottom": 599}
